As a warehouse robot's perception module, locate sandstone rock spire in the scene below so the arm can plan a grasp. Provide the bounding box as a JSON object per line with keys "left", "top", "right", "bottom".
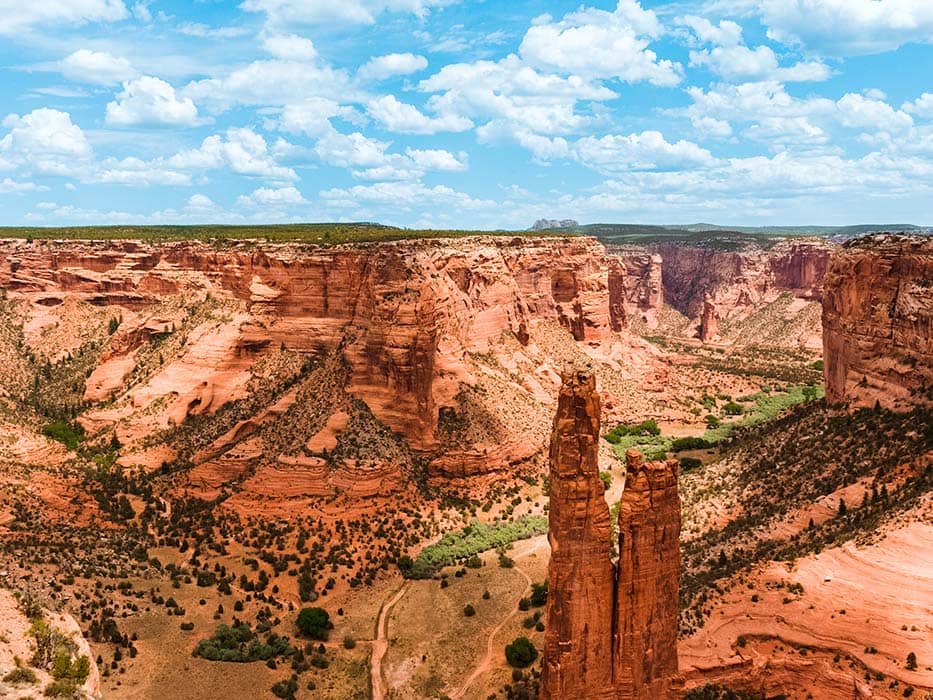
{"left": 540, "top": 363, "right": 616, "bottom": 699}
{"left": 542, "top": 367, "right": 682, "bottom": 700}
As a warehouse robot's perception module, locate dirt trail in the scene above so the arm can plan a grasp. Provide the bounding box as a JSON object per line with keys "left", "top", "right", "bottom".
{"left": 371, "top": 581, "right": 410, "bottom": 700}
{"left": 451, "top": 537, "right": 546, "bottom": 699}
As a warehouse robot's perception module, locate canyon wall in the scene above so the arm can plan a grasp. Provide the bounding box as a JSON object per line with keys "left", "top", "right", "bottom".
{"left": 608, "top": 238, "right": 835, "bottom": 343}
{"left": 822, "top": 234, "right": 933, "bottom": 410}
{"left": 0, "top": 236, "right": 643, "bottom": 482}
{"left": 542, "top": 366, "right": 681, "bottom": 700}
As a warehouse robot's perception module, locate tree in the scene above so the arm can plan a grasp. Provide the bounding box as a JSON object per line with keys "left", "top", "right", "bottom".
{"left": 530, "top": 582, "right": 548, "bottom": 607}
{"left": 838, "top": 499, "right": 847, "bottom": 516}
{"left": 296, "top": 608, "right": 330, "bottom": 641}
{"left": 505, "top": 637, "right": 538, "bottom": 668}
{"left": 463, "top": 604, "right": 476, "bottom": 617}
{"left": 906, "top": 652, "right": 917, "bottom": 671}
{"left": 598, "top": 471, "right": 612, "bottom": 491}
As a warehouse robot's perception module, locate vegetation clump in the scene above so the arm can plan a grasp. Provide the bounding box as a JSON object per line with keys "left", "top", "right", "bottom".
{"left": 504, "top": 637, "right": 538, "bottom": 668}
{"left": 192, "top": 624, "right": 294, "bottom": 662}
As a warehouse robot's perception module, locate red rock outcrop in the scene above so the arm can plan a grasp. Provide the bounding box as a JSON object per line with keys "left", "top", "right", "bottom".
{"left": 542, "top": 367, "right": 681, "bottom": 700}
{"left": 541, "top": 366, "right": 617, "bottom": 699}
{"left": 614, "top": 449, "right": 682, "bottom": 698}
{"left": 699, "top": 294, "right": 718, "bottom": 343}
{"left": 653, "top": 239, "right": 835, "bottom": 340}
{"left": 822, "top": 234, "right": 933, "bottom": 410}
{"left": 607, "top": 250, "right": 664, "bottom": 329}
{"left": 0, "top": 235, "right": 656, "bottom": 480}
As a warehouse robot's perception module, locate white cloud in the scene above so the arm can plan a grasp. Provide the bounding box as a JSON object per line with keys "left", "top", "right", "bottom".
{"left": 60, "top": 49, "right": 136, "bottom": 85}
{"left": 572, "top": 131, "right": 717, "bottom": 173}
{"left": 0, "top": 178, "right": 47, "bottom": 194}
{"left": 262, "top": 34, "right": 317, "bottom": 61}
{"left": 0, "top": 109, "right": 93, "bottom": 176}
{"left": 177, "top": 22, "right": 249, "bottom": 38}
{"left": 182, "top": 57, "right": 353, "bottom": 114}
{"left": 367, "top": 95, "right": 472, "bottom": 134}
{"left": 237, "top": 186, "right": 307, "bottom": 206}
{"left": 240, "top": 0, "right": 456, "bottom": 26}
{"left": 272, "top": 98, "right": 346, "bottom": 137}
{"left": 94, "top": 156, "right": 191, "bottom": 186}
{"left": 836, "top": 92, "right": 913, "bottom": 131}
{"left": 106, "top": 76, "right": 201, "bottom": 126}
{"left": 166, "top": 127, "right": 297, "bottom": 180}
{"left": 0, "top": 0, "right": 128, "bottom": 35}
{"left": 903, "top": 93, "right": 933, "bottom": 119}
{"left": 358, "top": 53, "right": 428, "bottom": 81}
{"left": 419, "top": 54, "right": 616, "bottom": 137}
{"left": 680, "top": 15, "right": 830, "bottom": 82}
{"left": 404, "top": 147, "right": 467, "bottom": 171}
{"left": 757, "top": 0, "right": 933, "bottom": 56}
{"left": 519, "top": 0, "right": 682, "bottom": 86}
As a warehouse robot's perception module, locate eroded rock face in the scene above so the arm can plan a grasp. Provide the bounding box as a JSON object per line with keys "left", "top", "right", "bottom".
{"left": 656, "top": 239, "right": 835, "bottom": 319}
{"left": 822, "top": 234, "right": 933, "bottom": 410}
{"left": 608, "top": 251, "right": 664, "bottom": 329}
{"left": 699, "top": 294, "right": 718, "bottom": 343}
{"left": 0, "top": 236, "right": 647, "bottom": 481}
{"left": 542, "top": 368, "right": 681, "bottom": 700}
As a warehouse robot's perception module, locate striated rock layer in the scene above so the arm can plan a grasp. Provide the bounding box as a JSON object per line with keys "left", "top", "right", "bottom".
{"left": 542, "top": 367, "right": 681, "bottom": 700}
{"left": 0, "top": 235, "right": 648, "bottom": 481}
{"left": 649, "top": 238, "right": 835, "bottom": 343}
{"left": 822, "top": 234, "right": 933, "bottom": 410}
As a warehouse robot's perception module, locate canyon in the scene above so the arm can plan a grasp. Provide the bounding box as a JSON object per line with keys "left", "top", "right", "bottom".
{"left": 0, "top": 230, "right": 929, "bottom": 700}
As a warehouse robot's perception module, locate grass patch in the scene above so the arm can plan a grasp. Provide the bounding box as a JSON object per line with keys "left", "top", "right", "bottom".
{"left": 41, "top": 421, "right": 84, "bottom": 450}
{"left": 402, "top": 516, "right": 547, "bottom": 579}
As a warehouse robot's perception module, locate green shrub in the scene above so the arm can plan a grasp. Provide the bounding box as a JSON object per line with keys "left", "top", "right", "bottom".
{"left": 504, "top": 637, "right": 538, "bottom": 668}
{"left": 41, "top": 421, "right": 83, "bottom": 450}
{"left": 3, "top": 667, "right": 37, "bottom": 685}
{"left": 296, "top": 608, "right": 330, "bottom": 641}
{"left": 679, "top": 457, "right": 702, "bottom": 472}
{"left": 604, "top": 419, "right": 660, "bottom": 443}
{"left": 463, "top": 605, "right": 476, "bottom": 617}
{"left": 723, "top": 402, "right": 744, "bottom": 416}
{"left": 192, "top": 623, "right": 294, "bottom": 662}
{"left": 404, "top": 517, "right": 546, "bottom": 579}
{"left": 671, "top": 436, "right": 712, "bottom": 452}
{"left": 598, "top": 471, "right": 612, "bottom": 490}
{"left": 530, "top": 582, "right": 548, "bottom": 607}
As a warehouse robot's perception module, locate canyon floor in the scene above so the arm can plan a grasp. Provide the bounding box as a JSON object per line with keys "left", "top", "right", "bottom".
{"left": 0, "top": 234, "right": 929, "bottom": 700}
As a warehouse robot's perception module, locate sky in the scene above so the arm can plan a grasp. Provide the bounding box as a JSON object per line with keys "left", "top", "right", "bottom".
{"left": 0, "top": 0, "right": 932, "bottom": 229}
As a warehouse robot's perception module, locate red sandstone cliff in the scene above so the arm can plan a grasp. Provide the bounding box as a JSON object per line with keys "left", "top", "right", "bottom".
{"left": 542, "top": 367, "right": 681, "bottom": 700}
{"left": 822, "top": 234, "right": 933, "bottom": 410}
{"left": 0, "top": 236, "right": 652, "bottom": 484}
{"left": 650, "top": 239, "right": 835, "bottom": 343}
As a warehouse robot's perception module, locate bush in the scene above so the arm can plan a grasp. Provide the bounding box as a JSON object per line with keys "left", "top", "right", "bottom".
{"left": 180, "top": 622, "right": 195, "bottom": 631}
{"left": 296, "top": 608, "right": 330, "bottom": 641}
{"left": 41, "top": 421, "right": 83, "bottom": 450}
{"left": 671, "top": 436, "right": 712, "bottom": 452}
{"left": 342, "top": 636, "right": 356, "bottom": 650}
{"left": 504, "top": 637, "right": 538, "bottom": 668}
{"left": 271, "top": 677, "right": 298, "bottom": 700}
{"left": 3, "top": 667, "right": 37, "bottom": 685}
{"left": 705, "top": 414, "right": 721, "bottom": 428}
{"left": 598, "top": 472, "right": 612, "bottom": 490}
{"left": 679, "top": 457, "right": 702, "bottom": 472}
{"left": 530, "top": 582, "right": 548, "bottom": 607}
{"left": 723, "top": 402, "right": 744, "bottom": 416}
{"left": 604, "top": 419, "right": 660, "bottom": 443}
{"left": 463, "top": 605, "right": 476, "bottom": 617}
{"left": 193, "top": 624, "right": 294, "bottom": 662}
{"left": 906, "top": 652, "right": 917, "bottom": 671}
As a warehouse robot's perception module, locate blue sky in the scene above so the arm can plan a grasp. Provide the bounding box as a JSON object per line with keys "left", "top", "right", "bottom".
{"left": 0, "top": 0, "right": 932, "bottom": 229}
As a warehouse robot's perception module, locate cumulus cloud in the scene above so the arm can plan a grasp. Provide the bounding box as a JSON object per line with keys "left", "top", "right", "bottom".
{"left": 680, "top": 15, "right": 830, "bottom": 82}
{"left": 0, "top": 177, "right": 48, "bottom": 194}
{"left": 0, "top": 108, "right": 93, "bottom": 176}
{"left": 519, "top": 0, "right": 682, "bottom": 86}
{"left": 0, "top": 0, "right": 128, "bottom": 35}
{"left": 903, "top": 93, "right": 933, "bottom": 119}
{"left": 106, "top": 76, "right": 201, "bottom": 126}
{"left": 237, "top": 186, "right": 307, "bottom": 206}
{"left": 320, "top": 180, "right": 493, "bottom": 211}
{"left": 367, "top": 95, "right": 472, "bottom": 134}
{"left": 836, "top": 92, "right": 913, "bottom": 132}
{"left": 358, "top": 53, "right": 428, "bottom": 81}
{"left": 60, "top": 49, "right": 136, "bottom": 85}
{"left": 165, "top": 128, "right": 297, "bottom": 180}
{"left": 573, "top": 131, "right": 717, "bottom": 173}
{"left": 262, "top": 34, "right": 317, "bottom": 61}
{"left": 756, "top": 0, "right": 933, "bottom": 56}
